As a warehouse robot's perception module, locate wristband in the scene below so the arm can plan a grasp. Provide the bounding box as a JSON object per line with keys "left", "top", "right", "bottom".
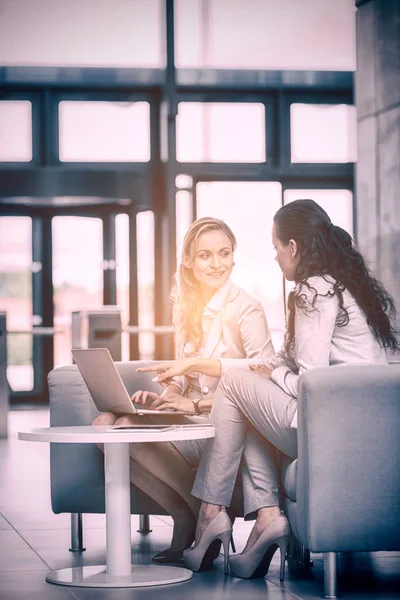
{"left": 192, "top": 398, "right": 202, "bottom": 414}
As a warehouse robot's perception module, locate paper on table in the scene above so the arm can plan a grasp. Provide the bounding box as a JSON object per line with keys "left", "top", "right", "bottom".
{"left": 108, "top": 425, "right": 176, "bottom": 432}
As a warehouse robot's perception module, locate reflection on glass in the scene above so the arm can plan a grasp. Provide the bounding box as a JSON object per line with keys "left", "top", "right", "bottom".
{"left": 59, "top": 101, "right": 151, "bottom": 162}
{"left": 176, "top": 191, "right": 193, "bottom": 265}
{"left": 116, "top": 213, "right": 130, "bottom": 361}
{"left": 177, "top": 103, "right": 265, "bottom": 163}
{"left": 197, "top": 182, "right": 285, "bottom": 350}
{"left": 137, "top": 211, "right": 155, "bottom": 359}
{"left": 52, "top": 216, "right": 103, "bottom": 366}
{"left": 175, "top": 0, "right": 355, "bottom": 70}
{"left": 290, "top": 104, "right": 357, "bottom": 163}
{"left": 0, "top": 0, "right": 163, "bottom": 68}
{"left": 0, "top": 101, "right": 32, "bottom": 162}
{"left": 175, "top": 174, "right": 193, "bottom": 189}
{"left": 0, "top": 217, "right": 33, "bottom": 391}
{"left": 284, "top": 189, "right": 353, "bottom": 235}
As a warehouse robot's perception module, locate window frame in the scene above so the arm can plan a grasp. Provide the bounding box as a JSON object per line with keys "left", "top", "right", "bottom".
{"left": 0, "top": 67, "right": 355, "bottom": 403}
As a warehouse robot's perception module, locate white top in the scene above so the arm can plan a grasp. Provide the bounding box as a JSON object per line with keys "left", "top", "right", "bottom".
{"left": 220, "top": 275, "right": 388, "bottom": 425}
{"left": 173, "top": 278, "right": 274, "bottom": 400}
{"left": 18, "top": 425, "right": 215, "bottom": 444}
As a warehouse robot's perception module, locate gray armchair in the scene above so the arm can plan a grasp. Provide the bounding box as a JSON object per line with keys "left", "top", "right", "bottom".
{"left": 48, "top": 361, "right": 400, "bottom": 598}
{"left": 281, "top": 364, "right": 400, "bottom": 598}
{"left": 49, "top": 362, "right": 170, "bottom": 527}
{"left": 48, "top": 361, "right": 244, "bottom": 545}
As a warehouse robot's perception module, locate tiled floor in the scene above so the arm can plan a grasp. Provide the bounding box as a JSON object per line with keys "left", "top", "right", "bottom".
{"left": 0, "top": 409, "right": 399, "bottom": 600}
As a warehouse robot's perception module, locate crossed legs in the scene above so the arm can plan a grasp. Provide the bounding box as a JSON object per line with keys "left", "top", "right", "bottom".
{"left": 192, "top": 369, "right": 297, "bottom": 550}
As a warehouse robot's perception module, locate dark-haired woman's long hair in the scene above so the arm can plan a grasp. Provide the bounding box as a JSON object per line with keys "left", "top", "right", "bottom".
{"left": 274, "top": 199, "right": 399, "bottom": 355}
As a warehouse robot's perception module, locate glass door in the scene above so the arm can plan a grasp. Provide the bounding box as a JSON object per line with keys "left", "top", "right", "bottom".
{"left": 0, "top": 217, "right": 34, "bottom": 391}
{"left": 52, "top": 216, "right": 104, "bottom": 367}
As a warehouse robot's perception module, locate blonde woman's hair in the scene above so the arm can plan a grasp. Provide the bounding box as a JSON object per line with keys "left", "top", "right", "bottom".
{"left": 172, "top": 217, "right": 237, "bottom": 355}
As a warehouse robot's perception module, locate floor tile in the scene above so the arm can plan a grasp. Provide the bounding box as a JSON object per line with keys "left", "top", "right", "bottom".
{"left": 20, "top": 524, "right": 176, "bottom": 571}
{"left": 1, "top": 508, "right": 71, "bottom": 531}
{"left": 1, "top": 509, "right": 164, "bottom": 533}
{"left": 0, "top": 530, "right": 48, "bottom": 572}
{"left": 0, "top": 513, "right": 12, "bottom": 531}
{"left": 2, "top": 409, "right": 400, "bottom": 600}
{"left": 0, "top": 571, "right": 76, "bottom": 600}
{"left": 71, "top": 565, "right": 295, "bottom": 600}
{"left": 154, "top": 515, "right": 173, "bottom": 526}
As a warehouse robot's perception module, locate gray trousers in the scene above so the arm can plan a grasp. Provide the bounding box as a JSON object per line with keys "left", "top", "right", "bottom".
{"left": 191, "top": 369, "right": 298, "bottom": 516}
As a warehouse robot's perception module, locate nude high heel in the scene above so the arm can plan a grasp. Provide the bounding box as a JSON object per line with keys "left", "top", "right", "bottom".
{"left": 183, "top": 508, "right": 232, "bottom": 573}
{"left": 229, "top": 512, "right": 290, "bottom": 580}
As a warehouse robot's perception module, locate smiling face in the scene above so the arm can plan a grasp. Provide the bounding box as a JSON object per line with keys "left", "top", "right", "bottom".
{"left": 191, "top": 229, "right": 234, "bottom": 297}
{"left": 272, "top": 223, "right": 300, "bottom": 281}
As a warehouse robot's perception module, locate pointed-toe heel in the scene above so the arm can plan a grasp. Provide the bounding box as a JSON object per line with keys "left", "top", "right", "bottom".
{"left": 183, "top": 509, "right": 232, "bottom": 573}
{"left": 151, "top": 548, "right": 185, "bottom": 564}
{"left": 229, "top": 513, "right": 290, "bottom": 580}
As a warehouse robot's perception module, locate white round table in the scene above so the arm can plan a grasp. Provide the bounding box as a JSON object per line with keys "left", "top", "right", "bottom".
{"left": 18, "top": 424, "right": 215, "bottom": 588}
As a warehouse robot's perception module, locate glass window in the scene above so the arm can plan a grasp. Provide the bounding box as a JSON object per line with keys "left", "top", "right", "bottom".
{"left": 0, "top": 0, "right": 163, "bottom": 68}
{"left": 196, "top": 181, "right": 285, "bottom": 349}
{"left": 52, "top": 216, "right": 103, "bottom": 367}
{"left": 283, "top": 189, "right": 353, "bottom": 302}
{"left": 175, "top": 0, "right": 356, "bottom": 70}
{"left": 284, "top": 189, "right": 353, "bottom": 236}
{"left": 290, "top": 104, "right": 357, "bottom": 163}
{"left": 0, "top": 217, "right": 33, "bottom": 391}
{"left": 176, "top": 191, "right": 193, "bottom": 265}
{"left": 137, "top": 211, "right": 155, "bottom": 360}
{"left": 0, "top": 101, "right": 32, "bottom": 162}
{"left": 116, "top": 214, "right": 130, "bottom": 362}
{"left": 59, "top": 101, "right": 151, "bottom": 162}
{"left": 175, "top": 174, "right": 193, "bottom": 189}
{"left": 177, "top": 103, "right": 265, "bottom": 163}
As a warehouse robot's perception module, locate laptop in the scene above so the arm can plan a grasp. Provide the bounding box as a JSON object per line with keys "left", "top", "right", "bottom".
{"left": 71, "top": 348, "right": 195, "bottom": 420}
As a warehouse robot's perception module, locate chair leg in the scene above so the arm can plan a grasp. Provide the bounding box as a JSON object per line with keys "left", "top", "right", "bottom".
{"left": 289, "top": 537, "right": 313, "bottom": 566}
{"left": 137, "top": 514, "right": 152, "bottom": 533}
{"left": 324, "top": 552, "right": 338, "bottom": 599}
{"left": 69, "top": 512, "right": 86, "bottom": 552}
{"left": 297, "top": 542, "right": 313, "bottom": 566}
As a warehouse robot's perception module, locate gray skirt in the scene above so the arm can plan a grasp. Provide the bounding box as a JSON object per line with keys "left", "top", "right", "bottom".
{"left": 169, "top": 414, "right": 210, "bottom": 468}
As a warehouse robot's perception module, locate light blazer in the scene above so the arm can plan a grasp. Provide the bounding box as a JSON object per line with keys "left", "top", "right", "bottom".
{"left": 174, "top": 279, "right": 275, "bottom": 401}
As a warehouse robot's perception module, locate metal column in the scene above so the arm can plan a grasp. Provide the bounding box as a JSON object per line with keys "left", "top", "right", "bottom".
{"left": 154, "top": 0, "right": 177, "bottom": 360}
{"left": 69, "top": 513, "right": 86, "bottom": 552}
{"left": 324, "top": 552, "right": 338, "bottom": 599}
{"left": 0, "top": 313, "right": 8, "bottom": 437}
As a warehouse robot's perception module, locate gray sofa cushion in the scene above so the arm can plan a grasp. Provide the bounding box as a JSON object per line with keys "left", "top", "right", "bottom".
{"left": 296, "top": 364, "right": 400, "bottom": 553}
{"left": 49, "top": 361, "right": 169, "bottom": 515}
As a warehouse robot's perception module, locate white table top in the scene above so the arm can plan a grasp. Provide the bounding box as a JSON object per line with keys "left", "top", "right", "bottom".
{"left": 18, "top": 425, "right": 215, "bottom": 444}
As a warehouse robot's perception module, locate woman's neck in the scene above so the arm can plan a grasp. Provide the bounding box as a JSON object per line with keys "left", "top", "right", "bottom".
{"left": 200, "top": 285, "right": 216, "bottom": 307}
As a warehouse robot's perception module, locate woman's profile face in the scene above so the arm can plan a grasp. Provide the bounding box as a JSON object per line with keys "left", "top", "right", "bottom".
{"left": 191, "top": 229, "right": 234, "bottom": 293}
{"left": 272, "top": 223, "right": 299, "bottom": 281}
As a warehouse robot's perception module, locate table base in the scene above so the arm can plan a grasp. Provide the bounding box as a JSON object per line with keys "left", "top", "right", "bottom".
{"left": 45, "top": 565, "right": 193, "bottom": 588}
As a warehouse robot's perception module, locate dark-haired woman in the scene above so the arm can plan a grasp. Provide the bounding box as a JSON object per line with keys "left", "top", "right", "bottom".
{"left": 143, "top": 199, "right": 399, "bottom": 577}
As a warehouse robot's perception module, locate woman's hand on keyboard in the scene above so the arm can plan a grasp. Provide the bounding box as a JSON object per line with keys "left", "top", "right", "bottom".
{"left": 151, "top": 393, "right": 196, "bottom": 414}
{"left": 130, "top": 390, "right": 160, "bottom": 405}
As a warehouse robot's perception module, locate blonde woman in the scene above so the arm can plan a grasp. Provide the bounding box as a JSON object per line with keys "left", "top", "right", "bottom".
{"left": 93, "top": 217, "right": 274, "bottom": 564}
